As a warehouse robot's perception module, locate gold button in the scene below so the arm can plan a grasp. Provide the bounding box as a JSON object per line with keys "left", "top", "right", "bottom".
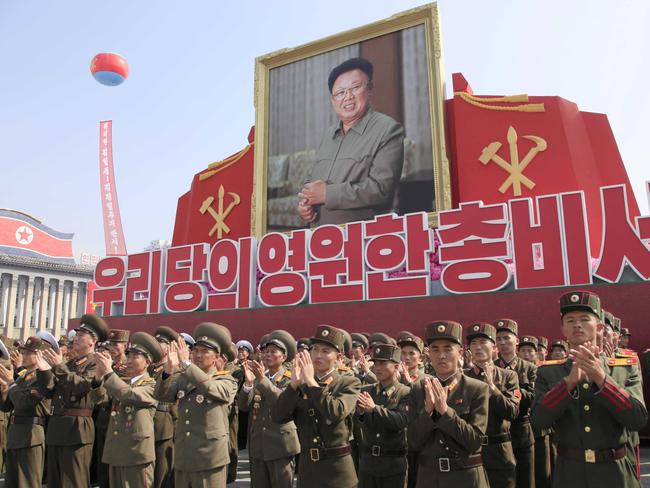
{"left": 113, "top": 431, "right": 118, "bottom": 436}
{"left": 185, "top": 420, "right": 190, "bottom": 424}
{"left": 584, "top": 405, "right": 590, "bottom": 412}
{"left": 313, "top": 438, "right": 318, "bottom": 443}
{"left": 186, "top": 432, "right": 190, "bottom": 436}
{"left": 582, "top": 383, "right": 589, "bottom": 390}
{"left": 376, "top": 433, "right": 380, "bottom": 438}
{"left": 584, "top": 426, "right": 591, "bottom": 433}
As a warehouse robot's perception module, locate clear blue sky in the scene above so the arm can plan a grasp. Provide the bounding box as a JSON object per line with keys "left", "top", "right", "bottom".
{"left": 1, "top": 1, "right": 649, "bottom": 258}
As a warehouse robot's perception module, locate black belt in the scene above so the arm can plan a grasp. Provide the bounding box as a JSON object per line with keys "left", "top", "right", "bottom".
{"left": 364, "top": 445, "right": 407, "bottom": 457}
{"left": 513, "top": 416, "right": 530, "bottom": 424}
{"left": 558, "top": 445, "right": 626, "bottom": 464}
{"left": 308, "top": 444, "right": 351, "bottom": 462}
{"left": 482, "top": 433, "right": 511, "bottom": 445}
{"left": 12, "top": 416, "right": 46, "bottom": 426}
{"left": 420, "top": 454, "right": 483, "bottom": 472}
{"left": 156, "top": 404, "right": 173, "bottom": 413}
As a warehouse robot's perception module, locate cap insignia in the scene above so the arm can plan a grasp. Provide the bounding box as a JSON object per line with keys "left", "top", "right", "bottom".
{"left": 570, "top": 294, "right": 580, "bottom": 303}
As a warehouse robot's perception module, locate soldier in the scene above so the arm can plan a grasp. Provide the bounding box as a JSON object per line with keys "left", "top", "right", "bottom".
{"left": 97, "top": 332, "right": 162, "bottom": 487}
{"left": 531, "top": 290, "right": 647, "bottom": 487}
{"left": 537, "top": 337, "right": 549, "bottom": 363}
{"left": 518, "top": 336, "right": 539, "bottom": 364}
{"left": 239, "top": 330, "right": 300, "bottom": 487}
{"left": 36, "top": 314, "right": 109, "bottom": 488}
{"left": 549, "top": 341, "right": 568, "bottom": 360}
{"left": 0, "top": 337, "right": 14, "bottom": 474}
{"left": 407, "top": 321, "right": 490, "bottom": 487}
{"left": 272, "top": 324, "right": 361, "bottom": 488}
{"left": 95, "top": 328, "right": 131, "bottom": 488}
{"left": 619, "top": 328, "right": 631, "bottom": 349}
{"left": 224, "top": 342, "right": 242, "bottom": 484}
{"left": 151, "top": 326, "right": 179, "bottom": 488}
{"left": 354, "top": 343, "right": 410, "bottom": 488}
{"left": 297, "top": 338, "right": 311, "bottom": 354}
{"left": 0, "top": 337, "right": 51, "bottom": 487}
{"left": 395, "top": 331, "right": 427, "bottom": 385}
{"left": 465, "top": 323, "right": 520, "bottom": 488}
{"left": 236, "top": 340, "right": 254, "bottom": 364}
{"left": 154, "top": 322, "right": 238, "bottom": 488}
{"left": 494, "top": 318, "right": 536, "bottom": 488}
{"left": 350, "top": 333, "right": 369, "bottom": 367}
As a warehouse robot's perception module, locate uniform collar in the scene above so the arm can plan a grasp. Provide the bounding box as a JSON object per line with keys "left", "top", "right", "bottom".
{"left": 436, "top": 370, "right": 461, "bottom": 387}
{"left": 130, "top": 373, "right": 145, "bottom": 385}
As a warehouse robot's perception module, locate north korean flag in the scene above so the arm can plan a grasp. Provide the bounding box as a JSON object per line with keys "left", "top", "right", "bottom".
{"left": 0, "top": 210, "right": 74, "bottom": 262}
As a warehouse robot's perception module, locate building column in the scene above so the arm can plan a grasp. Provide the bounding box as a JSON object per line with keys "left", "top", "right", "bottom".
{"left": 4, "top": 275, "right": 17, "bottom": 338}
{"left": 53, "top": 280, "right": 65, "bottom": 337}
{"left": 32, "top": 278, "right": 43, "bottom": 330}
{"left": 62, "top": 281, "right": 72, "bottom": 329}
{"left": 68, "top": 282, "right": 79, "bottom": 320}
{"left": 14, "top": 276, "right": 27, "bottom": 332}
{"left": 0, "top": 274, "right": 11, "bottom": 330}
{"left": 20, "top": 278, "right": 36, "bottom": 342}
{"left": 38, "top": 279, "right": 51, "bottom": 332}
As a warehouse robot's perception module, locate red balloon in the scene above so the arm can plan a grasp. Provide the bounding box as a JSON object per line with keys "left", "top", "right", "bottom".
{"left": 90, "top": 53, "right": 129, "bottom": 86}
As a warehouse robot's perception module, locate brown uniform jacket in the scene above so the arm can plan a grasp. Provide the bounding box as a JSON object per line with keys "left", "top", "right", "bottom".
{"left": 36, "top": 354, "right": 107, "bottom": 446}
{"left": 102, "top": 372, "right": 157, "bottom": 466}
{"left": 0, "top": 369, "right": 51, "bottom": 449}
{"left": 154, "top": 364, "right": 238, "bottom": 472}
{"left": 238, "top": 366, "right": 300, "bottom": 461}
{"left": 272, "top": 370, "right": 361, "bottom": 488}
{"left": 148, "top": 362, "right": 176, "bottom": 441}
{"left": 495, "top": 356, "right": 536, "bottom": 448}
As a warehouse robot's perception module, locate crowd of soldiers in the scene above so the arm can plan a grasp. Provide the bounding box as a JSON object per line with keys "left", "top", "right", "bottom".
{"left": 0, "top": 289, "right": 644, "bottom": 488}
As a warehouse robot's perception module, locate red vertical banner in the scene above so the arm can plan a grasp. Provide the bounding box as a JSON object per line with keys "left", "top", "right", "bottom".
{"left": 99, "top": 120, "right": 127, "bottom": 255}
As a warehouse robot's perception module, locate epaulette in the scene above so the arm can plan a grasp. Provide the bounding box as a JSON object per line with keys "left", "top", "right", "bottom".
{"left": 136, "top": 377, "right": 156, "bottom": 386}
{"left": 75, "top": 356, "right": 88, "bottom": 367}
{"left": 616, "top": 349, "right": 638, "bottom": 358}
{"left": 17, "top": 369, "right": 28, "bottom": 379}
{"left": 608, "top": 357, "right": 638, "bottom": 367}
{"left": 213, "top": 370, "right": 229, "bottom": 377}
{"left": 283, "top": 370, "right": 292, "bottom": 379}
{"left": 539, "top": 359, "right": 567, "bottom": 366}
{"left": 338, "top": 365, "right": 351, "bottom": 372}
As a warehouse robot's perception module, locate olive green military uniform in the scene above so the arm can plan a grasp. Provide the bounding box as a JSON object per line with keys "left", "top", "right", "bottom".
{"left": 154, "top": 322, "right": 238, "bottom": 488}
{"left": 494, "top": 319, "right": 536, "bottom": 488}
{"left": 0, "top": 365, "right": 51, "bottom": 487}
{"left": 239, "top": 366, "right": 300, "bottom": 487}
{"left": 225, "top": 361, "right": 242, "bottom": 484}
{"left": 407, "top": 321, "right": 490, "bottom": 488}
{"left": 272, "top": 325, "right": 361, "bottom": 488}
{"left": 37, "top": 314, "right": 109, "bottom": 488}
{"left": 354, "top": 343, "right": 411, "bottom": 488}
{"left": 103, "top": 372, "right": 157, "bottom": 487}
{"left": 532, "top": 357, "right": 646, "bottom": 487}
{"left": 151, "top": 326, "right": 180, "bottom": 488}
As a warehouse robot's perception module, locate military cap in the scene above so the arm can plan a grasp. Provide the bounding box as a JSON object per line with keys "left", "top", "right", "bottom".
{"left": 96, "top": 341, "right": 111, "bottom": 352}
{"left": 296, "top": 338, "right": 311, "bottom": 350}
{"left": 153, "top": 326, "right": 179, "bottom": 344}
{"left": 311, "top": 325, "right": 345, "bottom": 352}
{"left": 36, "top": 331, "right": 60, "bottom": 353}
{"left": 559, "top": 291, "right": 602, "bottom": 319}
{"left": 351, "top": 333, "right": 369, "bottom": 350}
{"left": 370, "top": 343, "right": 401, "bottom": 363}
{"left": 550, "top": 340, "right": 568, "bottom": 351}
{"left": 621, "top": 328, "right": 631, "bottom": 337}
{"left": 236, "top": 340, "right": 254, "bottom": 354}
{"left": 424, "top": 320, "right": 463, "bottom": 346}
{"left": 493, "top": 319, "right": 518, "bottom": 336}
{"left": 58, "top": 335, "right": 70, "bottom": 347}
{"left": 180, "top": 332, "right": 195, "bottom": 348}
{"left": 361, "top": 332, "right": 371, "bottom": 339}
{"left": 368, "top": 332, "right": 396, "bottom": 347}
{"left": 519, "top": 335, "right": 539, "bottom": 350}
{"left": 262, "top": 330, "right": 297, "bottom": 362}
{"left": 127, "top": 332, "right": 163, "bottom": 363}
{"left": 395, "top": 331, "right": 424, "bottom": 353}
{"left": 466, "top": 323, "right": 497, "bottom": 343}
{"left": 339, "top": 328, "right": 353, "bottom": 355}
{"left": 76, "top": 314, "right": 110, "bottom": 342}
{"left": 193, "top": 322, "right": 232, "bottom": 356}
{"left": 108, "top": 329, "right": 130, "bottom": 343}
{"left": 611, "top": 316, "right": 621, "bottom": 333}
{"left": 224, "top": 343, "right": 236, "bottom": 363}
{"left": 259, "top": 334, "right": 270, "bottom": 349}
{"left": 603, "top": 311, "right": 621, "bottom": 333}
{"left": 20, "top": 336, "right": 52, "bottom": 353}
{"left": 537, "top": 336, "right": 549, "bottom": 349}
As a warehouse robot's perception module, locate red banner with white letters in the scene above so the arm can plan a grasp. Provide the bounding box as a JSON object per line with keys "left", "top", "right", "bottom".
{"left": 99, "top": 120, "right": 127, "bottom": 256}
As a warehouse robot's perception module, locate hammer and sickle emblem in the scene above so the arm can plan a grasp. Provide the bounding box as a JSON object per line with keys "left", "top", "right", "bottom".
{"left": 199, "top": 185, "right": 240, "bottom": 238}
{"left": 478, "top": 126, "right": 547, "bottom": 196}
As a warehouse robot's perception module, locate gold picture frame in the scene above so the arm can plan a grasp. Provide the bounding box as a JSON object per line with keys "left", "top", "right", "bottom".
{"left": 252, "top": 2, "right": 451, "bottom": 237}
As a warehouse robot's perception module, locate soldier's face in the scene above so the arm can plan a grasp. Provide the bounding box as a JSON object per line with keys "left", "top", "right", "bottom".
{"left": 22, "top": 350, "right": 37, "bottom": 368}
{"left": 330, "top": 69, "right": 372, "bottom": 127}
{"left": 518, "top": 345, "right": 537, "bottom": 363}
{"left": 73, "top": 330, "right": 96, "bottom": 355}
{"left": 469, "top": 337, "right": 495, "bottom": 365}
{"left": 109, "top": 341, "right": 126, "bottom": 361}
{"left": 310, "top": 342, "right": 339, "bottom": 374}
{"left": 126, "top": 351, "right": 149, "bottom": 377}
{"left": 351, "top": 346, "right": 365, "bottom": 361}
{"left": 373, "top": 360, "right": 397, "bottom": 383}
{"left": 262, "top": 344, "right": 286, "bottom": 369}
{"left": 496, "top": 331, "right": 517, "bottom": 356}
{"left": 537, "top": 348, "right": 547, "bottom": 361}
{"left": 619, "top": 335, "right": 629, "bottom": 348}
{"left": 550, "top": 346, "right": 567, "bottom": 360}
{"left": 238, "top": 348, "right": 250, "bottom": 361}
{"left": 193, "top": 345, "right": 218, "bottom": 371}
{"left": 561, "top": 311, "right": 602, "bottom": 347}
{"left": 400, "top": 346, "right": 421, "bottom": 369}
{"left": 427, "top": 340, "right": 461, "bottom": 377}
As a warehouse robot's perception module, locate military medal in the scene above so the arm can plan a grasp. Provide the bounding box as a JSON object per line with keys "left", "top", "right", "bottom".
{"left": 124, "top": 406, "right": 133, "bottom": 414}
{"left": 253, "top": 403, "right": 260, "bottom": 409}
{"left": 177, "top": 390, "right": 185, "bottom": 399}
{"left": 254, "top": 394, "right": 261, "bottom": 402}
{"left": 196, "top": 394, "right": 204, "bottom": 404}
{"left": 110, "top": 411, "right": 117, "bottom": 417}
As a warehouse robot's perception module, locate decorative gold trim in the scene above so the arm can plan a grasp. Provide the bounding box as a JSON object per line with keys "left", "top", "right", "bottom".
{"left": 252, "top": 2, "right": 451, "bottom": 237}
{"left": 455, "top": 92, "right": 545, "bottom": 112}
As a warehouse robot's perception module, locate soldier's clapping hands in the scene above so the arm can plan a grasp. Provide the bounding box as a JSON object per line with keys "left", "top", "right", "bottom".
{"left": 423, "top": 377, "right": 448, "bottom": 416}
{"left": 94, "top": 350, "right": 113, "bottom": 379}
{"left": 356, "top": 391, "right": 377, "bottom": 413}
{"left": 42, "top": 348, "right": 63, "bottom": 367}
{"left": 0, "top": 363, "right": 13, "bottom": 384}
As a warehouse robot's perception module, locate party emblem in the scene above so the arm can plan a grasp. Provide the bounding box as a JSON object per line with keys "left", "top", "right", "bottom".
{"left": 498, "top": 321, "right": 504, "bottom": 327}
{"left": 473, "top": 325, "right": 480, "bottom": 331}
{"left": 196, "top": 394, "right": 205, "bottom": 404}
{"left": 570, "top": 294, "right": 580, "bottom": 303}
{"left": 321, "top": 330, "right": 329, "bottom": 336}
{"left": 437, "top": 325, "right": 446, "bottom": 333}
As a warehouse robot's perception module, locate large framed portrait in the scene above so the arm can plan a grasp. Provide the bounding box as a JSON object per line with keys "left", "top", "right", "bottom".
{"left": 252, "top": 3, "right": 451, "bottom": 236}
